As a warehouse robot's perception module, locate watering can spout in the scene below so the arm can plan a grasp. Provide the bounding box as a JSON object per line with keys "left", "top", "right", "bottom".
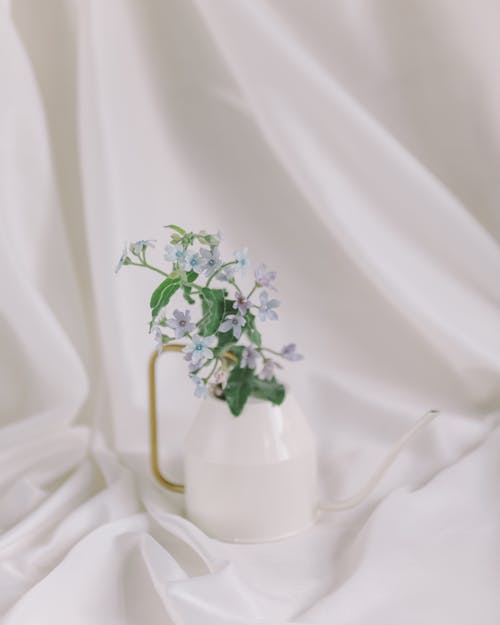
{"left": 319, "top": 409, "right": 439, "bottom": 512}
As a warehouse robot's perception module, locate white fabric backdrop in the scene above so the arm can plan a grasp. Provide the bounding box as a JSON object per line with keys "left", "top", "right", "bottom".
{"left": 1, "top": 1, "right": 500, "bottom": 623}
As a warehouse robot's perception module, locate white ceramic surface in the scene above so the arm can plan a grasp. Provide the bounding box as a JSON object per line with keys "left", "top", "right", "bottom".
{"left": 184, "top": 394, "right": 317, "bottom": 542}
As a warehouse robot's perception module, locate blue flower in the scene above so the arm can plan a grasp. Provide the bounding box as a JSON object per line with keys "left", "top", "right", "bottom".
{"left": 281, "top": 343, "right": 303, "bottom": 361}
{"left": 167, "top": 309, "right": 196, "bottom": 339}
{"left": 254, "top": 263, "right": 277, "bottom": 290}
{"left": 131, "top": 239, "right": 156, "bottom": 256}
{"left": 164, "top": 244, "right": 186, "bottom": 267}
{"left": 219, "top": 314, "right": 246, "bottom": 339}
{"left": 233, "top": 290, "right": 250, "bottom": 315}
{"left": 191, "top": 375, "right": 209, "bottom": 399}
{"left": 183, "top": 334, "right": 217, "bottom": 365}
{"left": 200, "top": 247, "right": 222, "bottom": 277}
{"left": 184, "top": 248, "right": 203, "bottom": 274}
{"left": 258, "top": 291, "right": 280, "bottom": 321}
{"left": 115, "top": 243, "right": 130, "bottom": 273}
{"left": 241, "top": 346, "right": 259, "bottom": 369}
{"left": 234, "top": 247, "right": 250, "bottom": 274}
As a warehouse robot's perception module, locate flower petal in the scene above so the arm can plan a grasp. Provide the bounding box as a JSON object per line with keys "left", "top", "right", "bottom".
{"left": 219, "top": 320, "right": 233, "bottom": 333}
{"left": 191, "top": 351, "right": 204, "bottom": 365}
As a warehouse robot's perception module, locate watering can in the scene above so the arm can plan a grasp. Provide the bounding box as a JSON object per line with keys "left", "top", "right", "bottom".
{"left": 149, "top": 344, "right": 438, "bottom": 542}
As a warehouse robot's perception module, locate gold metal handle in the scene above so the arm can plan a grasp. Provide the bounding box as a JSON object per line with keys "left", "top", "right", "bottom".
{"left": 148, "top": 343, "right": 185, "bottom": 493}
{"left": 148, "top": 344, "right": 237, "bottom": 493}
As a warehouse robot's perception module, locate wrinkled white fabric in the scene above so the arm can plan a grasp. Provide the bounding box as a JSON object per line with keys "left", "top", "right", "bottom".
{"left": 1, "top": 0, "right": 500, "bottom": 623}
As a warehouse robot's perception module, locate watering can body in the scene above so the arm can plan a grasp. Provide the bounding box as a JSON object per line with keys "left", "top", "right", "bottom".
{"left": 184, "top": 394, "right": 317, "bottom": 542}
{"left": 149, "top": 345, "right": 438, "bottom": 543}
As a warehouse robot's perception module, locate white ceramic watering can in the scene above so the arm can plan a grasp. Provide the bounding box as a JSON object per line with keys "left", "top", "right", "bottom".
{"left": 149, "top": 345, "right": 438, "bottom": 543}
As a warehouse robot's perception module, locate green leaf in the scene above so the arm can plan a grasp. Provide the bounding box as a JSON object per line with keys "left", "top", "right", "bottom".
{"left": 206, "top": 235, "right": 220, "bottom": 247}
{"left": 183, "top": 287, "right": 196, "bottom": 305}
{"left": 245, "top": 312, "right": 262, "bottom": 347}
{"left": 197, "top": 233, "right": 219, "bottom": 248}
{"left": 196, "top": 234, "right": 209, "bottom": 245}
{"left": 181, "top": 270, "right": 198, "bottom": 305}
{"left": 225, "top": 366, "right": 255, "bottom": 416}
{"left": 198, "top": 288, "right": 226, "bottom": 336}
{"left": 150, "top": 277, "right": 179, "bottom": 309}
{"left": 164, "top": 224, "right": 186, "bottom": 236}
{"left": 251, "top": 377, "right": 286, "bottom": 405}
{"left": 150, "top": 277, "right": 180, "bottom": 319}
{"left": 214, "top": 330, "right": 236, "bottom": 357}
{"left": 224, "top": 299, "right": 235, "bottom": 314}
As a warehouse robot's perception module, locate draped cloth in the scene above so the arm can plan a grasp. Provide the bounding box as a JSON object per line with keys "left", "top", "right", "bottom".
{"left": 1, "top": 1, "right": 500, "bottom": 623}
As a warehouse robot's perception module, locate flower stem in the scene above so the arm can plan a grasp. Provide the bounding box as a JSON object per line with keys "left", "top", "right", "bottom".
{"left": 203, "top": 358, "right": 219, "bottom": 383}
{"left": 259, "top": 347, "right": 284, "bottom": 359}
{"left": 206, "top": 260, "right": 238, "bottom": 287}
{"left": 229, "top": 278, "right": 244, "bottom": 294}
{"left": 127, "top": 261, "right": 169, "bottom": 278}
{"left": 247, "top": 283, "right": 258, "bottom": 299}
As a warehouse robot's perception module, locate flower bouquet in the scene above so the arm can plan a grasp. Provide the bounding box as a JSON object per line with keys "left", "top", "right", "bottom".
{"left": 116, "top": 225, "right": 302, "bottom": 416}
